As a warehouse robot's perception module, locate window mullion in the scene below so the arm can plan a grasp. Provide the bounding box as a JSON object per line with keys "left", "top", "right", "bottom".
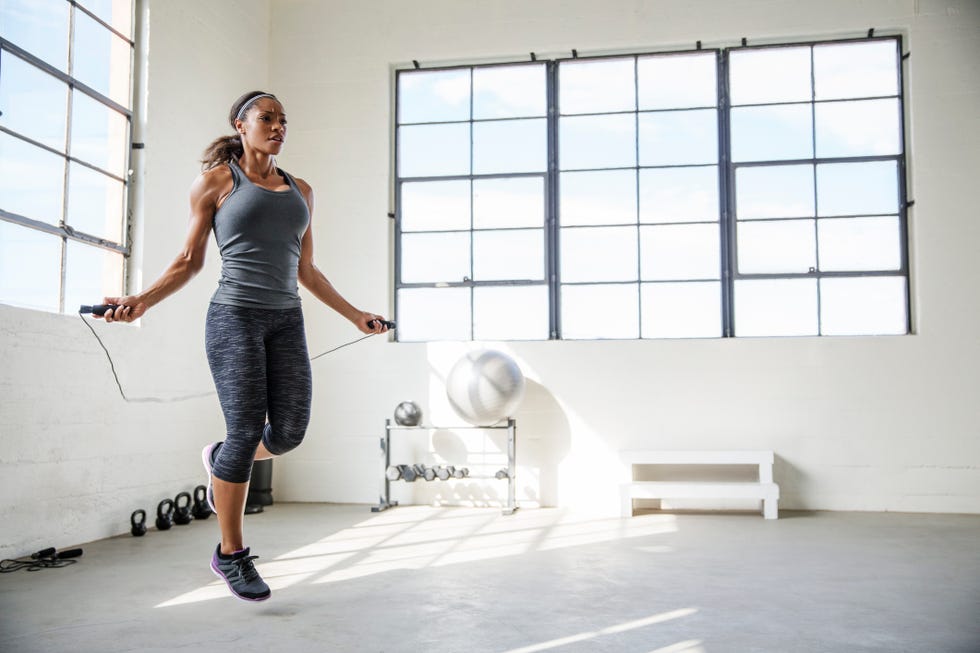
{"left": 58, "top": 3, "right": 78, "bottom": 314}
{"left": 468, "top": 68, "right": 474, "bottom": 341}
{"left": 718, "top": 49, "right": 735, "bottom": 338}
{"left": 546, "top": 61, "right": 560, "bottom": 340}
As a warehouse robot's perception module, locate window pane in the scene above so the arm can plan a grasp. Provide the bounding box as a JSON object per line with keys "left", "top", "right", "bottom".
{"left": 820, "top": 276, "right": 907, "bottom": 335}
{"left": 561, "top": 226, "right": 637, "bottom": 282}
{"left": 561, "top": 283, "right": 638, "bottom": 339}
{"left": 814, "top": 40, "right": 899, "bottom": 101}
{"left": 473, "top": 118, "right": 546, "bottom": 174}
{"left": 0, "top": 222, "right": 61, "bottom": 312}
{"left": 638, "top": 109, "right": 717, "bottom": 166}
{"left": 401, "top": 232, "right": 470, "bottom": 283}
{"left": 729, "top": 46, "right": 811, "bottom": 105}
{"left": 737, "top": 219, "right": 816, "bottom": 274}
{"left": 0, "top": 53, "right": 68, "bottom": 151}
{"left": 473, "top": 64, "right": 546, "bottom": 119}
{"left": 735, "top": 278, "right": 818, "bottom": 336}
{"left": 640, "top": 224, "right": 720, "bottom": 280}
{"left": 560, "top": 170, "right": 636, "bottom": 226}
{"left": 398, "top": 123, "right": 470, "bottom": 177}
{"left": 817, "top": 161, "right": 898, "bottom": 216}
{"left": 398, "top": 69, "right": 470, "bottom": 124}
{"left": 818, "top": 216, "right": 901, "bottom": 272}
{"left": 559, "top": 114, "right": 636, "bottom": 170}
{"left": 0, "top": 133, "right": 65, "bottom": 225}
{"left": 638, "top": 52, "right": 717, "bottom": 110}
{"left": 815, "top": 99, "right": 901, "bottom": 158}
{"left": 735, "top": 164, "right": 814, "bottom": 219}
{"left": 73, "top": 12, "right": 132, "bottom": 108}
{"left": 731, "top": 104, "right": 812, "bottom": 162}
{"left": 0, "top": 0, "right": 69, "bottom": 71}
{"left": 473, "top": 177, "right": 543, "bottom": 229}
{"left": 639, "top": 167, "right": 719, "bottom": 224}
{"left": 77, "top": 0, "right": 133, "bottom": 39}
{"left": 400, "top": 180, "right": 470, "bottom": 231}
{"left": 559, "top": 57, "right": 635, "bottom": 114}
{"left": 63, "top": 240, "right": 123, "bottom": 314}
{"left": 397, "top": 288, "right": 471, "bottom": 341}
{"left": 67, "top": 162, "right": 124, "bottom": 242}
{"left": 70, "top": 91, "right": 129, "bottom": 177}
{"left": 473, "top": 229, "right": 544, "bottom": 281}
{"left": 474, "top": 285, "right": 549, "bottom": 340}
{"left": 642, "top": 281, "right": 721, "bottom": 338}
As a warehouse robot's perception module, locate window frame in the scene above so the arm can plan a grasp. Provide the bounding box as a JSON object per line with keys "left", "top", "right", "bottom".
{"left": 0, "top": 0, "right": 135, "bottom": 314}
{"left": 393, "top": 34, "right": 910, "bottom": 341}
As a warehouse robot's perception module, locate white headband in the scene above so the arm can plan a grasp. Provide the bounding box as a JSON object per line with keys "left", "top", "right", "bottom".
{"left": 235, "top": 94, "right": 276, "bottom": 121}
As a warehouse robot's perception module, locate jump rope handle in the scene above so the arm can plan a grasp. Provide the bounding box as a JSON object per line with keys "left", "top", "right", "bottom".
{"left": 79, "top": 304, "right": 121, "bottom": 317}
{"left": 367, "top": 319, "right": 396, "bottom": 330}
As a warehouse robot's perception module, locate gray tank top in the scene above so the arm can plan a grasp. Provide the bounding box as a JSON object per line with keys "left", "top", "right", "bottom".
{"left": 210, "top": 159, "right": 310, "bottom": 309}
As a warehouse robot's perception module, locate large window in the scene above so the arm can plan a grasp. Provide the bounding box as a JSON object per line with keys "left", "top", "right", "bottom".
{"left": 0, "top": 0, "right": 134, "bottom": 314}
{"left": 394, "top": 36, "right": 909, "bottom": 341}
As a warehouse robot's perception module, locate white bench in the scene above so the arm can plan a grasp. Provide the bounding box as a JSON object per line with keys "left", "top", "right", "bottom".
{"left": 620, "top": 450, "right": 779, "bottom": 519}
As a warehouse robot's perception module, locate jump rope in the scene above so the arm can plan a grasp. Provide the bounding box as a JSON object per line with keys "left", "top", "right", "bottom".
{"left": 77, "top": 304, "right": 394, "bottom": 404}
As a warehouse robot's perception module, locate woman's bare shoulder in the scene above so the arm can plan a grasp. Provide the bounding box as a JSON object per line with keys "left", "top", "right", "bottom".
{"left": 291, "top": 174, "right": 314, "bottom": 200}
{"left": 191, "top": 164, "right": 234, "bottom": 205}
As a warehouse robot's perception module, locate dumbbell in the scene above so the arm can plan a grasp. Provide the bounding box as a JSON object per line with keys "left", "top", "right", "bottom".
{"left": 419, "top": 465, "right": 437, "bottom": 482}
{"left": 495, "top": 469, "right": 510, "bottom": 480}
{"left": 386, "top": 465, "right": 402, "bottom": 481}
{"left": 452, "top": 467, "right": 470, "bottom": 479}
{"left": 400, "top": 464, "right": 420, "bottom": 482}
{"left": 435, "top": 466, "right": 453, "bottom": 481}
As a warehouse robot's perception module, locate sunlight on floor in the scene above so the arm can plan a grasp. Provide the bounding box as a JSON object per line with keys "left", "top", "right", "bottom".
{"left": 498, "top": 608, "right": 699, "bottom": 653}
{"left": 648, "top": 641, "right": 706, "bottom": 653}
{"left": 156, "top": 506, "right": 677, "bottom": 608}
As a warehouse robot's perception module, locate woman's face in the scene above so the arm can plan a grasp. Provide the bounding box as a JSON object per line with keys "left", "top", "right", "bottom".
{"left": 237, "top": 98, "right": 287, "bottom": 155}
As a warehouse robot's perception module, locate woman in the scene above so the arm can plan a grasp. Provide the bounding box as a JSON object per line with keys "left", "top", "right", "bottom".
{"left": 99, "top": 91, "right": 389, "bottom": 602}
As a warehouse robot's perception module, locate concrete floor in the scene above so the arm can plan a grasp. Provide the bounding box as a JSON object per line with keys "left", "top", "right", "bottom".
{"left": 1, "top": 504, "right": 978, "bottom": 653}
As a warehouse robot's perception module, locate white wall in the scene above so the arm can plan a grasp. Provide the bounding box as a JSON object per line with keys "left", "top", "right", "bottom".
{"left": 268, "top": 0, "right": 980, "bottom": 514}
{"left": 1, "top": 0, "right": 977, "bottom": 559}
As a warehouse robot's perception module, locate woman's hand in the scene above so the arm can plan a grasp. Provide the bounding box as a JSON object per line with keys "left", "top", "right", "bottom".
{"left": 98, "top": 296, "right": 148, "bottom": 323}
{"left": 354, "top": 311, "right": 390, "bottom": 334}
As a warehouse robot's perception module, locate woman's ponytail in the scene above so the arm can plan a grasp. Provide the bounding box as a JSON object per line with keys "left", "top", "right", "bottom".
{"left": 200, "top": 134, "right": 243, "bottom": 171}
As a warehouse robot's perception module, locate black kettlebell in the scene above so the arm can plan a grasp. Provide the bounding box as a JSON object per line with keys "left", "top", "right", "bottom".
{"left": 173, "top": 492, "right": 193, "bottom": 525}
{"left": 191, "top": 484, "right": 212, "bottom": 520}
{"left": 155, "top": 498, "right": 175, "bottom": 531}
{"left": 131, "top": 509, "right": 147, "bottom": 537}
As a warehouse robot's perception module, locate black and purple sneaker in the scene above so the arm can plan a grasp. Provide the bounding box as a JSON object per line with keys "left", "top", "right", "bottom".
{"left": 210, "top": 545, "right": 271, "bottom": 602}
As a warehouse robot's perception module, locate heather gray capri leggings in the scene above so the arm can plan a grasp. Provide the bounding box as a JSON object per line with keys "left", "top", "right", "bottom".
{"left": 205, "top": 302, "right": 312, "bottom": 483}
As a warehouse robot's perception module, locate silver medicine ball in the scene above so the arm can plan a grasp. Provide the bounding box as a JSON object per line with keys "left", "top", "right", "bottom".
{"left": 393, "top": 401, "right": 422, "bottom": 427}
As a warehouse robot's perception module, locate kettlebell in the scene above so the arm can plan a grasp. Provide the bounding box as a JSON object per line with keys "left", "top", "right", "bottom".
{"left": 173, "top": 491, "right": 193, "bottom": 525}
{"left": 191, "top": 484, "right": 212, "bottom": 520}
{"left": 155, "top": 498, "right": 175, "bottom": 531}
{"left": 131, "top": 509, "right": 147, "bottom": 537}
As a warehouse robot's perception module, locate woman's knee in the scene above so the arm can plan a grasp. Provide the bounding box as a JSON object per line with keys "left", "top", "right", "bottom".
{"left": 261, "top": 419, "right": 309, "bottom": 456}
{"left": 212, "top": 440, "right": 255, "bottom": 484}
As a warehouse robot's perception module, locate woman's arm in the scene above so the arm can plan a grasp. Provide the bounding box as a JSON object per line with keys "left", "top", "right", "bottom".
{"left": 293, "top": 178, "right": 388, "bottom": 334}
{"left": 100, "top": 167, "right": 229, "bottom": 323}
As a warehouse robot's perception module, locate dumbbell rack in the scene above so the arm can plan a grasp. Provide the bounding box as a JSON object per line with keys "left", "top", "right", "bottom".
{"left": 372, "top": 418, "right": 517, "bottom": 515}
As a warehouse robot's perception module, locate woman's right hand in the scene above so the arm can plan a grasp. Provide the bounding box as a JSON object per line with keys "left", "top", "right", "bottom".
{"left": 99, "top": 296, "right": 147, "bottom": 323}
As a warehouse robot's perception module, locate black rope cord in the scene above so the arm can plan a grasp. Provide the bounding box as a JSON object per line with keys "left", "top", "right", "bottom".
{"left": 78, "top": 311, "right": 385, "bottom": 403}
